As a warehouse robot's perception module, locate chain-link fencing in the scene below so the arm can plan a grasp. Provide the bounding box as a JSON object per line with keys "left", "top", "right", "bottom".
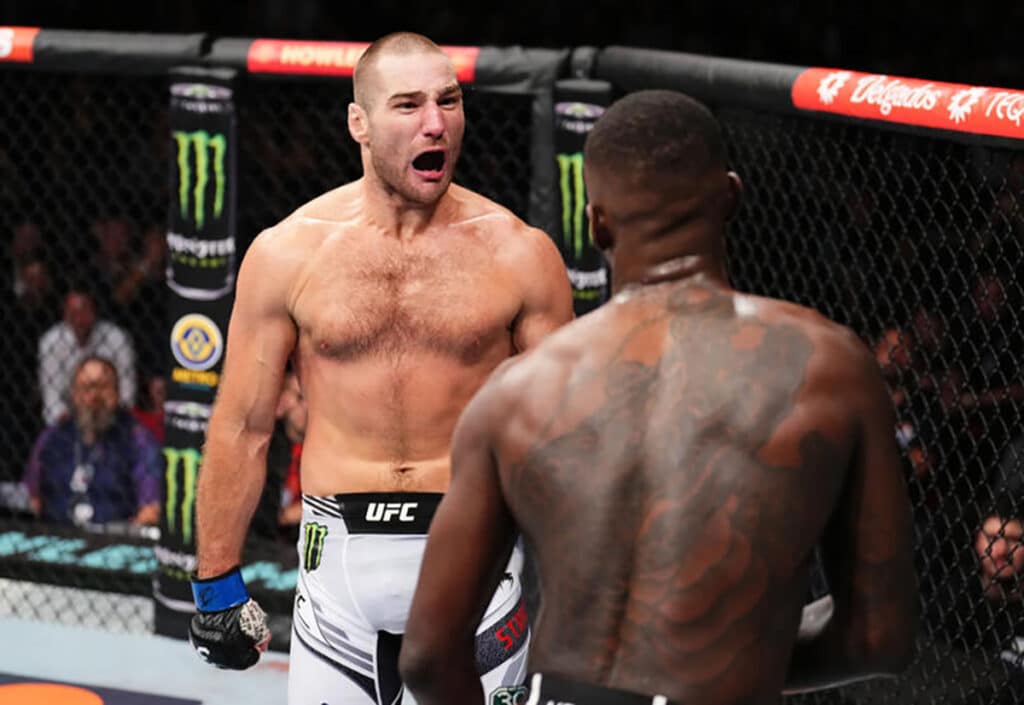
{"left": 720, "top": 107, "right": 1024, "bottom": 705}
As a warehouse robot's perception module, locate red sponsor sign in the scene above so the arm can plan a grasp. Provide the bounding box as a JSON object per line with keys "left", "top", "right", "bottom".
{"left": 247, "top": 39, "right": 480, "bottom": 83}
{"left": 0, "top": 26, "right": 40, "bottom": 63}
{"left": 793, "top": 68, "right": 1024, "bottom": 141}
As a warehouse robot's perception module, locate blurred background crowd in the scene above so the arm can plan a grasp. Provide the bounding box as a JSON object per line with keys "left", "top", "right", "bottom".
{"left": 0, "top": 2, "right": 1022, "bottom": 700}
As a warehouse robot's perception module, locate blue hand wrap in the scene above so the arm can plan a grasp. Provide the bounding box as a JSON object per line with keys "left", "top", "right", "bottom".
{"left": 191, "top": 567, "right": 250, "bottom": 612}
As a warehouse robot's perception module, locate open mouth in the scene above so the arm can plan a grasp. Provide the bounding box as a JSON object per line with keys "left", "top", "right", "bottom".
{"left": 412, "top": 149, "right": 446, "bottom": 175}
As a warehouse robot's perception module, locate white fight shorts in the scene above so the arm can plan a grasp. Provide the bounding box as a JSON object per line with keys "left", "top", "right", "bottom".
{"left": 288, "top": 492, "right": 530, "bottom": 705}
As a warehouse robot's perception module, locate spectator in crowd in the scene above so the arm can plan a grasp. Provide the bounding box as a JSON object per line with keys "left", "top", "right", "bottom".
{"left": 945, "top": 271, "right": 1024, "bottom": 486}
{"left": 132, "top": 373, "right": 167, "bottom": 443}
{"left": 250, "top": 369, "right": 307, "bottom": 544}
{"left": 972, "top": 491, "right": 1024, "bottom": 698}
{"left": 874, "top": 325, "right": 935, "bottom": 480}
{"left": 976, "top": 504, "right": 1023, "bottom": 603}
{"left": 0, "top": 256, "right": 61, "bottom": 483}
{"left": 23, "top": 356, "right": 161, "bottom": 527}
{"left": 110, "top": 224, "right": 166, "bottom": 307}
{"left": 6, "top": 222, "right": 44, "bottom": 299}
{"left": 39, "top": 286, "right": 137, "bottom": 425}
{"left": 115, "top": 224, "right": 168, "bottom": 376}
{"left": 87, "top": 216, "right": 140, "bottom": 318}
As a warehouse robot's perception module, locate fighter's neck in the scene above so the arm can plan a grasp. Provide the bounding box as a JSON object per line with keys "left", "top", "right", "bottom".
{"left": 358, "top": 179, "right": 452, "bottom": 239}
{"left": 612, "top": 252, "right": 729, "bottom": 293}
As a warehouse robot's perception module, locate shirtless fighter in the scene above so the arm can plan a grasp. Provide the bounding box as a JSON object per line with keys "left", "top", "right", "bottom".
{"left": 400, "top": 90, "right": 918, "bottom": 705}
{"left": 186, "top": 32, "right": 573, "bottom": 705}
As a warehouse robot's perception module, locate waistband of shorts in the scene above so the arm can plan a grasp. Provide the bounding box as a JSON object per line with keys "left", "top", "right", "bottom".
{"left": 301, "top": 492, "right": 444, "bottom": 534}
{"left": 525, "top": 673, "right": 676, "bottom": 705}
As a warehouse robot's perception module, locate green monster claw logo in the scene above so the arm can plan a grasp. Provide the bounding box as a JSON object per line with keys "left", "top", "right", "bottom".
{"left": 304, "top": 523, "right": 328, "bottom": 572}
{"left": 557, "top": 152, "right": 587, "bottom": 259}
{"left": 173, "top": 130, "right": 227, "bottom": 230}
{"left": 163, "top": 447, "right": 202, "bottom": 545}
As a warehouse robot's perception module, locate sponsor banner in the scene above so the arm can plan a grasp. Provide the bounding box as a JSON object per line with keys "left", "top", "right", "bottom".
{"left": 156, "top": 296, "right": 231, "bottom": 634}
{"left": 793, "top": 68, "right": 1024, "bottom": 140}
{"left": 164, "top": 400, "right": 212, "bottom": 435}
{"left": 246, "top": 39, "right": 480, "bottom": 83}
{"left": 167, "top": 79, "right": 238, "bottom": 300}
{"left": 158, "top": 68, "right": 238, "bottom": 639}
{"left": 0, "top": 27, "right": 39, "bottom": 63}
{"left": 169, "top": 312, "right": 225, "bottom": 390}
{"left": 553, "top": 80, "right": 613, "bottom": 315}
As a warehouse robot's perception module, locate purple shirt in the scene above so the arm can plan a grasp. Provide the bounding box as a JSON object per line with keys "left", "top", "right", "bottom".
{"left": 23, "top": 409, "right": 161, "bottom": 526}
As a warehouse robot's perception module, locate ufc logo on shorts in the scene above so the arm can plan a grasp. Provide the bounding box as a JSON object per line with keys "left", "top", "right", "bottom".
{"left": 365, "top": 502, "right": 418, "bottom": 522}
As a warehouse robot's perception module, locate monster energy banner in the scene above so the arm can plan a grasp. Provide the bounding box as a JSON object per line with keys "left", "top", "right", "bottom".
{"left": 155, "top": 67, "right": 238, "bottom": 639}
{"left": 166, "top": 67, "right": 238, "bottom": 301}
{"left": 553, "top": 79, "right": 612, "bottom": 316}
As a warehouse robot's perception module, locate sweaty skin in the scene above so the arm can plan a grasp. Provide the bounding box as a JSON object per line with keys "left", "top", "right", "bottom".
{"left": 401, "top": 88, "right": 916, "bottom": 705}
{"left": 194, "top": 41, "right": 573, "bottom": 579}
{"left": 402, "top": 279, "right": 917, "bottom": 704}
{"left": 273, "top": 182, "right": 567, "bottom": 495}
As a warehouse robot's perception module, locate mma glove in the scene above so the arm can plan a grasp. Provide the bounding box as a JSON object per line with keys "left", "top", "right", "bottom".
{"left": 189, "top": 566, "right": 271, "bottom": 670}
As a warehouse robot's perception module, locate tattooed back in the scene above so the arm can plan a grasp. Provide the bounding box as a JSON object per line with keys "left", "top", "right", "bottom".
{"left": 493, "top": 280, "right": 873, "bottom": 703}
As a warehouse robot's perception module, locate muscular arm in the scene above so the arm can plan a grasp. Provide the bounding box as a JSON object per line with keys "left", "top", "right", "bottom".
{"left": 400, "top": 379, "right": 517, "bottom": 703}
{"left": 511, "top": 227, "right": 574, "bottom": 352}
{"left": 195, "top": 231, "right": 298, "bottom": 577}
{"left": 785, "top": 342, "right": 919, "bottom": 692}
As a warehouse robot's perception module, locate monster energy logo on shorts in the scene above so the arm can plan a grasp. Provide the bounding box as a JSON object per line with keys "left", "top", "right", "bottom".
{"left": 164, "top": 447, "right": 201, "bottom": 545}
{"left": 303, "top": 523, "right": 328, "bottom": 572}
{"left": 173, "top": 130, "right": 226, "bottom": 230}
{"left": 557, "top": 152, "right": 586, "bottom": 259}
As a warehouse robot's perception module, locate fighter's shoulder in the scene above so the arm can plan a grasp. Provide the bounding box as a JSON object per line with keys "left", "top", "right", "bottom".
{"left": 450, "top": 185, "right": 556, "bottom": 256}
{"left": 245, "top": 185, "right": 358, "bottom": 261}
{"left": 746, "top": 293, "right": 878, "bottom": 389}
{"left": 288, "top": 182, "right": 363, "bottom": 224}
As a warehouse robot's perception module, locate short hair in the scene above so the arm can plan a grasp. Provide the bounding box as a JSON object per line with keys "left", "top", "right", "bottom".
{"left": 72, "top": 355, "right": 118, "bottom": 390}
{"left": 353, "top": 32, "right": 446, "bottom": 108}
{"left": 64, "top": 281, "right": 97, "bottom": 302}
{"left": 584, "top": 90, "right": 727, "bottom": 183}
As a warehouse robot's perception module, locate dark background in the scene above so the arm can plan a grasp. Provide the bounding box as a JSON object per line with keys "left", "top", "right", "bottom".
{"left": 2, "top": 0, "right": 1021, "bottom": 87}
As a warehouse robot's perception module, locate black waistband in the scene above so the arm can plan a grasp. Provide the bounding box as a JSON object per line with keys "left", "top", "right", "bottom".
{"left": 527, "top": 673, "right": 676, "bottom": 705}
{"left": 302, "top": 492, "right": 444, "bottom": 534}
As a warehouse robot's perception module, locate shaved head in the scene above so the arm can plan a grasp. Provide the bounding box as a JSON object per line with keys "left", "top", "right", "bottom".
{"left": 353, "top": 32, "right": 449, "bottom": 109}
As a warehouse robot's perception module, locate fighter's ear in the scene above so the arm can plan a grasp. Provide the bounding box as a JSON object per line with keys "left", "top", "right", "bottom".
{"left": 348, "top": 102, "right": 369, "bottom": 146}
{"left": 723, "top": 171, "right": 744, "bottom": 222}
{"left": 587, "top": 203, "right": 614, "bottom": 253}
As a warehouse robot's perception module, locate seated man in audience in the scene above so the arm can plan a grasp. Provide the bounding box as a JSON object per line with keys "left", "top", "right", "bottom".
{"left": 23, "top": 356, "right": 161, "bottom": 528}
{"left": 970, "top": 486, "right": 1024, "bottom": 700}
{"left": 39, "top": 285, "right": 137, "bottom": 426}
{"left": 976, "top": 495, "right": 1023, "bottom": 607}
{"left": 132, "top": 373, "right": 167, "bottom": 443}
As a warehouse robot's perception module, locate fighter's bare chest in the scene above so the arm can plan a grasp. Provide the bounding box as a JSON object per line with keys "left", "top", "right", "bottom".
{"left": 293, "top": 243, "right": 519, "bottom": 362}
